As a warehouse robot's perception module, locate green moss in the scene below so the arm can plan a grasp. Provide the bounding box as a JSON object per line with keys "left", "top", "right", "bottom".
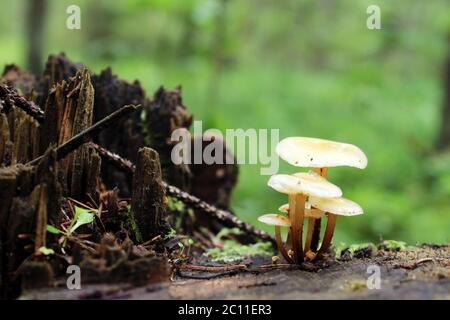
{"left": 127, "top": 204, "right": 142, "bottom": 243}
{"left": 379, "top": 240, "right": 407, "bottom": 251}
{"left": 167, "top": 197, "right": 186, "bottom": 212}
{"left": 334, "top": 242, "right": 377, "bottom": 259}
{"left": 204, "top": 240, "right": 275, "bottom": 263}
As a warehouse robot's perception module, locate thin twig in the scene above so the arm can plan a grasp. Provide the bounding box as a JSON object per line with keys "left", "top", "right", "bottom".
{"left": 0, "top": 84, "right": 45, "bottom": 122}
{"left": 393, "top": 257, "right": 442, "bottom": 270}
{"left": 26, "top": 104, "right": 141, "bottom": 166}
{"left": 178, "top": 264, "right": 247, "bottom": 272}
{"left": 90, "top": 142, "right": 275, "bottom": 244}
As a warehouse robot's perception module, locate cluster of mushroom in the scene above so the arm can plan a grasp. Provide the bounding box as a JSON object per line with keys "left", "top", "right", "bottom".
{"left": 258, "top": 137, "right": 368, "bottom": 263}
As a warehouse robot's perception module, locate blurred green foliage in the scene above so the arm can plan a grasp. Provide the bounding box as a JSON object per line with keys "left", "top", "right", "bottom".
{"left": 1, "top": 0, "right": 449, "bottom": 244}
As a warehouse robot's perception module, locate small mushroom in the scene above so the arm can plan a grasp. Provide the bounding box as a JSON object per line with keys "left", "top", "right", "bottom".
{"left": 258, "top": 214, "right": 292, "bottom": 263}
{"left": 308, "top": 196, "right": 363, "bottom": 259}
{"left": 276, "top": 137, "right": 367, "bottom": 256}
{"left": 267, "top": 172, "right": 342, "bottom": 263}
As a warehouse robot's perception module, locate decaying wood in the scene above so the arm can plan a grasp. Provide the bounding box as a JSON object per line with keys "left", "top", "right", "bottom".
{"left": 0, "top": 53, "right": 269, "bottom": 298}
{"left": 0, "top": 149, "right": 61, "bottom": 298}
{"left": 1, "top": 65, "right": 37, "bottom": 97}
{"left": 189, "top": 134, "right": 238, "bottom": 210}
{"left": 91, "top": 143, "right": 274, "bottom": 244}
{"left": 28, "top": 104, "right": 141, "bottom": 166}
{"left": 92, "top": 68, "right": 146, "bottom": 195}
{"left": 0, "top": 112, "right": 11, "bottom": 166}
{"left": 144, "top": 86, "right": 193, "bottom": 190}
{"left": 33, "top": 184, "right": 48, "bottom": 254}
{"left": 131, "top": 148, "right": 167, "bottom": 242}
{"left": 36, "top": 53, "right": 82, "bottom": 106}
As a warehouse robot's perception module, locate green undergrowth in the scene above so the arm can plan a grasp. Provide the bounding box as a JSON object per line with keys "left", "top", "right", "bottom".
{"left": 204, "top": 227, "right": 275, "bottom": 263}
{"left": 334, "top": 240, "right": 409, "bottom": 259}
{"left": 205, "top": 241, "right": 274, "bottom": 263}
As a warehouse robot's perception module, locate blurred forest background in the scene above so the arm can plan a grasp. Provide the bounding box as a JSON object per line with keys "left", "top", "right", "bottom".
{"left": 1, "top": 0, "right": 449, "bottom": 244}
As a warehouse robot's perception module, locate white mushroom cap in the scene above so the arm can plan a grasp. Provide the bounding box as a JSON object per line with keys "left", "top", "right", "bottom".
{"left": 268, "top": 172, "right": 342, "bottom": 197}
{"left": 258, "top": 214, "right": 291, "bottom": 227}
{"left": 308, "top": 196, "right": 363, "bottom": 216}
{"left": 276, "top": 137, "right": 368, "bottom": 169}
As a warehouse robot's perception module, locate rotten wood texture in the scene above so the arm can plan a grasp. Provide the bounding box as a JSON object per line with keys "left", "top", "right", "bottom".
{"left": 28, "top": 104, "right": 140, "bottom": 166}
{"left": 36, "top": 53, "right": 83, "bottom": 106}
{"left": 144, "top": 86, "right": 193, "bottom": 190}
{"left": 91, "top": 143, "right": 274, "bottom": 244}
{"left": 189, "top": 134, "right": 238, "bottom": 210}
{"left": 0, "top": 150, "right": 61, "bottom": 299}
{"left": 131, "top": 148, "right": 167, "bottom": 242}
{"left": 92, "top": 68, "right": 146, "bottom": 195}
{"left": 78, "top": 234, "right": 170, "bottom": 286}
{"left": 37, "top": 68, "right": 100, "bottom": 199}
{"left": 1, "top": 65, "right": 37, "bottom": 97}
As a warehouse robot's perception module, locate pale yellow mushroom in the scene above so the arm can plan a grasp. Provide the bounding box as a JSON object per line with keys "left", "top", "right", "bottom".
{"left": 308, "top": 196, "right": 364, "bottom": 258}
{"left": 258, "top": 214, "right": 292, "bottom": 263}
{"left": 276, "top": 136, "right": 367, "bottom": 257}
{"left": 267, "top": 172, "right": 341, "bottom": 263}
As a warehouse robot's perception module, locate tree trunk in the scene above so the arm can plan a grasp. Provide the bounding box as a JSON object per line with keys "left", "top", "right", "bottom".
{"left": 436, "top": 48, "right": 450, "bottom": 151}
{"left": 26, "top": 0, "right": 47, "bottom": 75}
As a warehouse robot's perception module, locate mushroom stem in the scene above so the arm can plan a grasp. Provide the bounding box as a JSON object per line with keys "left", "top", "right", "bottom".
{"left": 309, "top": 167, "right": 328, "bottom": 252}
{"left": 287, "top": 194, "right": 297, "bottom": 262}
{"left": 316, "top": 213, "right": 337, "bottom": 259}
{"left": 310, "top": 218, "right": 321, "bottom": 252}
{"left": 275, "top": 225, "right": 293, "bottom": 263}
{"left": 304, "top": 217, "right": 315, "bottom": 254}
{"left": 289, "top": 193, "right": 305, "bottom": 263}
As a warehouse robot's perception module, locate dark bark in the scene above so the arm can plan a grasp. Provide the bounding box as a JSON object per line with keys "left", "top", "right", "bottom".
{"left": 91, "top": 68, "right": 146, "bottom": 195}
{"left": 0, "top": 149, "right": 61, "bottom": 299}
{"left": 131, "top": 148, "right": 167, "bottom": 242}
{"left": 144, "top": 86, "right": 193, "bottom": 190}
{"left": 26, "top": 0, "right": 47, "bottom": 75}
{"left": 436, "top": 50, "right": 450, "bottom": 150}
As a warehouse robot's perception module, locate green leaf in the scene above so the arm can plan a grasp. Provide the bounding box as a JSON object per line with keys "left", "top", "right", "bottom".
{"left": 39, "top": 246, "right": 55, "bottom": 256}
{"left": 74, "top": 206, "right": 94, "bottom": 219}
{"left": 46, "top": 225, "right": 62, "bottom": 234}
{"left": 69, "top": 206, "right": 95, "bottom": 234}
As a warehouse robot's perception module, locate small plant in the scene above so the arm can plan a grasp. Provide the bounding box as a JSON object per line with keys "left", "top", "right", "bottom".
{"left": 47, "top": 204, "right": 95, "bottom": 239}
{"left": 258, "top": 136, "right": 368, "bottom": 264}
